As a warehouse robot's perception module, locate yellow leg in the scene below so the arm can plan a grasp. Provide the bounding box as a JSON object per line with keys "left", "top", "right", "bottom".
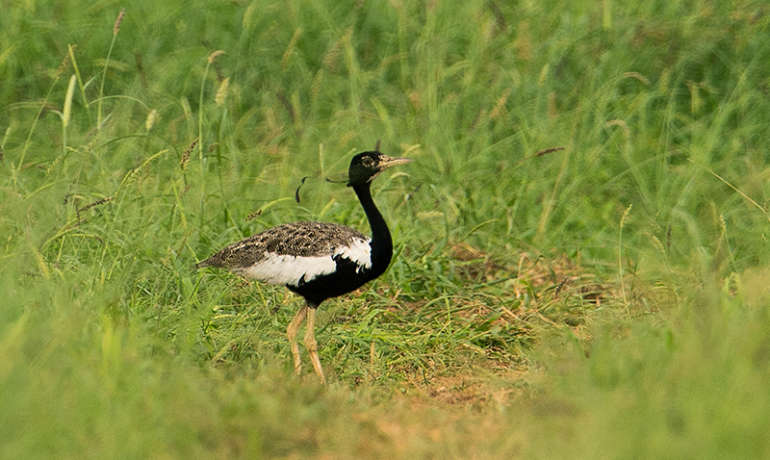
{"left": 304, "top": 307, "right": 326, "bottom": 384}
{"left": 286, "top": 306, "right": 308, "bottom": 376}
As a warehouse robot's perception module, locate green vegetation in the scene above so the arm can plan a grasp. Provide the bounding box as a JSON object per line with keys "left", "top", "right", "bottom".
{"left": 2, "top": 0, "right": 769, "bottom": 457}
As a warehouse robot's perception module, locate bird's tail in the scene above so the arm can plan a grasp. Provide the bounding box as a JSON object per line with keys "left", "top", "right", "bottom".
{"left": 194, "top": 259, "right": 211, "bottom": 270}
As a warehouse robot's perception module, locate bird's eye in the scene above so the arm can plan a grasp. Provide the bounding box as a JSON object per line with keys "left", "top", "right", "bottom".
{"left": 362, "top": 157, "right": 374, "bottom": 167}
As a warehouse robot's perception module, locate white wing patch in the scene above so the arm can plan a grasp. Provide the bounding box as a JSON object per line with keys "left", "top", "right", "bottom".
{"left": 235, "top": 238, "right": 372, "bottom": 287}
{"left": 236, "top": 253, "right": 336, "bottom": 286}
{"left": 335, "top": 237, "right": 372, "bottom": 270}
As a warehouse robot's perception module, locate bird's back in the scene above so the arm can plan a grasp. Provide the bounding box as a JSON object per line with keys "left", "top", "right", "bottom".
{"left": 197, "top": 221, "right": 373, "bottom": 287}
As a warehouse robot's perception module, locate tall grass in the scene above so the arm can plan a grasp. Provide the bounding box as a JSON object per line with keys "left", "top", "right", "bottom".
{"left": 1, "top": 0, "right": 769, "bottom": 457}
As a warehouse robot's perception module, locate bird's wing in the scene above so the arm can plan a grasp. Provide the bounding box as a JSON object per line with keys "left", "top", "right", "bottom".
{"left": 197, "top": 221, "right": 372, "bottom": 286}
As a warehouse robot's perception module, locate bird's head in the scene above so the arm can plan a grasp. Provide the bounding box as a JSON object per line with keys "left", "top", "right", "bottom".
{"left": 347, "top": 150, "right": 412, "bottom": 186}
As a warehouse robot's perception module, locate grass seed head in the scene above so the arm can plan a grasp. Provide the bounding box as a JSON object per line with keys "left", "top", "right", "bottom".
{"left": 215, "top": 77, "right": 229, "bottom": 106}
{"left": 145, "top": 109, "right": 158, "bottom": 132}
{"left": 180, "top": 139, "right": 197, "bottom": 170}
{"left": 113, "top": 8, "right": 125, "bottom": 36}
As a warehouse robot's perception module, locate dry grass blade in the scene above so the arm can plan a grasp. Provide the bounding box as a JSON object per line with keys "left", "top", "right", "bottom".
{"left": 207, "top": 50, "right": 226, "bottom": 64}
{"left": 534, "top": 146, "right": 565, "bottom": 157}
{"left": 76, "top": 197, "right": 113, "bottom": 214}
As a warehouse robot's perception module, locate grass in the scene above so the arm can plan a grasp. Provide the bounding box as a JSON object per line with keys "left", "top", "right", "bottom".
{"left": 1, "top": 0, "right": 769, "bottom": 457}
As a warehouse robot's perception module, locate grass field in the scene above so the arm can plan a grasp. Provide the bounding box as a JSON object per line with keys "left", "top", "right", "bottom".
{"left": 2, "top": 0, "right": 769, "bottom": 458}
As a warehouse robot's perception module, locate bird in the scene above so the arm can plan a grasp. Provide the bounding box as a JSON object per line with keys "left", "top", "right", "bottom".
{"left": 196, "top": 148, "right": 412, "bottom": 383}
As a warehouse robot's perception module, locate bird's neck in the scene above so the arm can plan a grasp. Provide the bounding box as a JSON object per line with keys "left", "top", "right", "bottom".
{"left": 353, "top": 182, "right": 392, "bottom": 277}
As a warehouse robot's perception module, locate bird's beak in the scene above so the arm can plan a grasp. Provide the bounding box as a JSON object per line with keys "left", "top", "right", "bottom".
{"left": 378, "top": 155, "right": 413, "bottom": 170}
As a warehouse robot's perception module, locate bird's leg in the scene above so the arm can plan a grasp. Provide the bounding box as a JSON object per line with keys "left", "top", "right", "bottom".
{"left": 304, "top": 307, "right": 326, "bottom": 384}
{"left": 286, "top": 305, "right": 308, "bottom": 376}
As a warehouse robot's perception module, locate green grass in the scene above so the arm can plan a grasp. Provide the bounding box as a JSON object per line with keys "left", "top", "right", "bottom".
{"left": 2, "top": 0, "right": 769, "bottom": 458}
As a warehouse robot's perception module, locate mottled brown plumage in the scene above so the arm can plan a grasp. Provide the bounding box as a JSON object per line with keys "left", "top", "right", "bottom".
{"left": 196, "top": 221, "right": 368, "bottom": 270}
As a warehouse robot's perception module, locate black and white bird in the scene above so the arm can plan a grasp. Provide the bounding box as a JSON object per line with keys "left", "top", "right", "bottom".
{"left": 196, "top": 149, "right": 412, "bottom": 383}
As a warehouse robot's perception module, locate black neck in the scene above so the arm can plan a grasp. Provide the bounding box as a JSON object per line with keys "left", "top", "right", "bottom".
{"left": 352, "top": 182, "right": 393, "bottom": 278}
